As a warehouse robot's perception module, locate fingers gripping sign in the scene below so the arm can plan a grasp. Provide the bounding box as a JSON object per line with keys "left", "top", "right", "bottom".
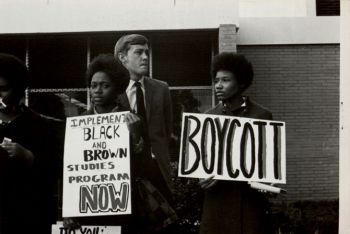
{"left": 199, "top": 175, "right": 217, "bottom": 190}
{"left": 125, "top": 112, "right": 142, "bottom": 135}
{"left": 1, "top": 137, "right": 34, "bottom": 165}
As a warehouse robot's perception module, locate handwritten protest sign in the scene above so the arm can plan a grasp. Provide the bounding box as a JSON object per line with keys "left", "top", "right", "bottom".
{"left": 52, "top": 224, "right": 121, "bottom": 234}
{"left": 178, "top": 113, "right": 286, "bottom": 184}
{"left": 62, "top": 112, "right": 131, "bottom": 217}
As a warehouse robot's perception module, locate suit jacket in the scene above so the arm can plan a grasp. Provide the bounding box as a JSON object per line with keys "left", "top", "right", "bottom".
{"left": 118, "top": 77, "right": 173, "bottom": 191}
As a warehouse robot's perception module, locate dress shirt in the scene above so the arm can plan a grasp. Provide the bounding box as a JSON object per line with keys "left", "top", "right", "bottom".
{"left": 125, "top": 77, "right": 146, "bottom": 113}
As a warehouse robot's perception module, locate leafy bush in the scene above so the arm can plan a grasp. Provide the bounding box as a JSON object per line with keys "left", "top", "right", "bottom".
{"left": 270, "top": 200, "right": 338, "bottom": 234}
{"left": 170, "top": 162, "right": 203, "bottom": 234}
{"left": 169, "top": 161, "right": 338, "bottom": 234}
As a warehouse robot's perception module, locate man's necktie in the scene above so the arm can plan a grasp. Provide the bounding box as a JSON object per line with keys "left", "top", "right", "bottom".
{"left": 134, "top": 81, "right": 151, "bottom": 156}
{"left": 135, "top": 81, "right": 147, "bottom": 122}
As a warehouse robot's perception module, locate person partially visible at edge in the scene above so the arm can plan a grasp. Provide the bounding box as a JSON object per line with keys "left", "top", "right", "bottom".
{"left": 114, "top": 34, "right": 177, "bottom": 233}
{"left": 63, "top": 54, "right": 176, "bottom": 234}
{"left": 199, "top": 52, "right": 273, "bottom": 234}
{"left": 0, "top": 53, "right": 61, "bottom": 234}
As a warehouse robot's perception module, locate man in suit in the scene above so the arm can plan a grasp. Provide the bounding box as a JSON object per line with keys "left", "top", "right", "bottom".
{"left": 114, "top": 34, "right": 173, "bottom": 202}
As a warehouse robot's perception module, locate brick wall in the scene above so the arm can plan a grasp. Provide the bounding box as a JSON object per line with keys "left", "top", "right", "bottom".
{"left": 238, "top": 44, "right": 339, "bottom": 201}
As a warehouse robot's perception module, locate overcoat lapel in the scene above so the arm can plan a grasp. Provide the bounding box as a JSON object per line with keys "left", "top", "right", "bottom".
{"left": 118, "top": 93, "right": 131, "bottom": 111}
{"left": 144, "top": 78, "right": 153, "bottom": 121}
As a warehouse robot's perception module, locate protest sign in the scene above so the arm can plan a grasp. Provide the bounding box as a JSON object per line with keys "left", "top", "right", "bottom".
{"left": 52, "top": 224, "right": 121, "bottom": 234}
{"left": 62, "top": 111, "right": 131, "bottom": 217}
{"left": 178, "top": 113, "right": 286, "bottom": 184}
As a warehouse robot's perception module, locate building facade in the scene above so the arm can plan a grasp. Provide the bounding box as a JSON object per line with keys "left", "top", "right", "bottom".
{"left": 0, "top": 0, "right": 340, "bottom": 203}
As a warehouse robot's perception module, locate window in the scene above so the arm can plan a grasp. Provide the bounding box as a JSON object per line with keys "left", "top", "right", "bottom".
{"left": 152, "top": 30, "right": 216, "bottom": 86}
{"left": 28, "top": 35, "right": 87, "bottom": 89}
{"left": 316, "top": 0, "right": 340, "bottom": 16}
{"left": 0, "top": 30, "right": 217, "bottom": 118}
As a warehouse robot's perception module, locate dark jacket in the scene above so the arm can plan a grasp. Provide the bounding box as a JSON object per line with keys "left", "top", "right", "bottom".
{"left": 0, "top": 107, "right": 62, "bottom": 234}
{"left": 206, "top": 96, "right": 272, "bottom": 119}
{"left": 200, "top": 97, "right": 273, "bottom": 234}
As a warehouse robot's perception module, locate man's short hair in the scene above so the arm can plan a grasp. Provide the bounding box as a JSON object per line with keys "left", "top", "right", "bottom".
{"left": 0, "top": 53, "right": 28, "bottom": 100}
{"left": 211, "top": 52, "right": 254, "bottom": 91}
{"left": 86, "top": 53, "right": 130, "bottom": 94}
{"left": 114, "top": 34, "right": 149, "bottom": 57}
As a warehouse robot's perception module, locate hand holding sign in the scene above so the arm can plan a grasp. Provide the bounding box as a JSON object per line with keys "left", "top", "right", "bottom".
{"left": 199, "top": 175, "right": 217, "bottom": 189}
{"left": 63, "top": 111, "right": 132, "bottom": 217}
{"left": 125, "top": 112, "right": 142, "bottom": 143}
{"left": 62, "top": 217, "right": 81, "bottom": 230}
{"left": 0, "top": 137, "right": 34, "bottom": 165}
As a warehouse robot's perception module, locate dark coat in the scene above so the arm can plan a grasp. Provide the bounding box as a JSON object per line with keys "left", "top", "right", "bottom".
{"left": 0, "top": 107, "right": 62, "bottom": 234}
{"left": 200, "top": 97, "right": 273, "bottom": 234}
{"left": 206, "top": 96, "right": 273, "bottom": 120}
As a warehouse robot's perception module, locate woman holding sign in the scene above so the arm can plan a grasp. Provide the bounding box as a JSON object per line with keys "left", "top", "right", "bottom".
{"left": 199, "top": 53, "right": 273, "bottom": 234}
{"left": 64, "top": 54, "right": 177, "bottom": 234}
{"left": 0, "top": 54, "right": 60, "bottom": 234}
{"left": 83, "top": 53, "right": 143, "bottom": 147}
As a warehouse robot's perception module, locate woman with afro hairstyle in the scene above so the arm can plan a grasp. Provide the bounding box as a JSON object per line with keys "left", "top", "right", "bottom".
{"left": 199, "top": 52, "right": 273, "bottom": 234}
{"left": 64, "top": 54, "right": 177, "bottom": 234}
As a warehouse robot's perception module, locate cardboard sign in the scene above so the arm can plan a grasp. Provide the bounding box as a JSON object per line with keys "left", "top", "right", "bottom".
{"left": 52, "top": 224, "right": 121, "bottom": 234}
{"left": 178, "top": 113, "right": 286, "bottom": 184}
{"left": 63, "top": 112, "right": 131, "bottom": 217}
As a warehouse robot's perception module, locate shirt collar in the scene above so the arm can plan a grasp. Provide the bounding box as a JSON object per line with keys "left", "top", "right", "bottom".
{"left": 93, "top": 105, "right": 120, "bottom": 114}
{"left": 126, "top": 77, "right": 145, "bottom": 92}
{"left": 222, "top": 96, "right": 248, "bottom": 113}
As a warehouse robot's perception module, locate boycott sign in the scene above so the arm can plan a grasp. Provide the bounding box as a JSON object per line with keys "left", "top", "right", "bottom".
{"left": 63, "top": 112, "right": 131, "bottom": 217}
{"left": 178, "top": 113, "right": 286, "bottom": 184}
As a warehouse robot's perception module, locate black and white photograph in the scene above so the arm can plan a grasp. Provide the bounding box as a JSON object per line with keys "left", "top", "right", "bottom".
{"left": 0, "top": 0, "right": 349, "bottom": 233}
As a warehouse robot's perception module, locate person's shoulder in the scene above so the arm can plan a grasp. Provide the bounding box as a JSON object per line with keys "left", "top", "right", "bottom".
{"left": 145, "top": 76, "right": 169, "bottom": 88}
{"left": 23, "top": 106, "right": 53, "bottom": 123}
{"left": 205, "top": 103, "right": 223, "bottom": 115}
{"left": 247, "top": 98, "right": 271, "bottom": 113}
{"left": 23, "top": 106, "right": 65, "bottom": 132}
{"left": 111, "top": 104, "right": 128, "bottom": 112}
{"left": 246, "top": 97, "right": 273, "bottom": 120}
{"left": 80, "top": 108, "right": 94, "bottom": 116}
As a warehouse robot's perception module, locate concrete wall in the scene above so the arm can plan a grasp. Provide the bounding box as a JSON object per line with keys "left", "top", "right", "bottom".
{"left": 0, "top": 0, "right": 322, "bottom": 34}
{"left": 238, "top": 0, "right": 316, "bottom": 17}
{"left": 0, "top": 0, "right": 239, "bottom": 33}
{"left": 237, "top": 17, "right": 339, "bottom": 45}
